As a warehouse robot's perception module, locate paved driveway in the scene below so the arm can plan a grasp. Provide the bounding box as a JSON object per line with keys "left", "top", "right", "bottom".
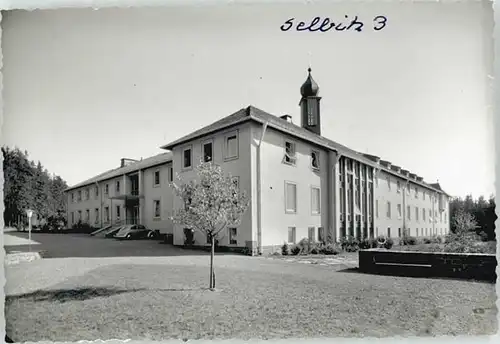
{"left": 3, "top": 231, "right": 209, "bottom": 258}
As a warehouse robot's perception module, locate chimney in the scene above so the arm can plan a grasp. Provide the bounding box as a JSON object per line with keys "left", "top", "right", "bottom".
{"left": 121, "top": 158, "right": 138, "bottom": 168}
{"left": 280, "top": 114, "right": 293, "bottom": 123}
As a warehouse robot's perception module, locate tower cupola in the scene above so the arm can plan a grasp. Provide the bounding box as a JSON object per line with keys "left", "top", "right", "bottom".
{"left": 299, "top": 68, "right": 322, "bottom": 136}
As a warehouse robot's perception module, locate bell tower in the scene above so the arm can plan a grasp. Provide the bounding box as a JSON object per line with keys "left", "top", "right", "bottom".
{"left": 299, "top": 67, "right": 322, "bottom": 136}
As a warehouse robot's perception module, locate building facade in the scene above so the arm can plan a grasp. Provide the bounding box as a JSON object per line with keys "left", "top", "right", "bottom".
{"left": 65, "top": 68, "right": 450, "bottom": 254}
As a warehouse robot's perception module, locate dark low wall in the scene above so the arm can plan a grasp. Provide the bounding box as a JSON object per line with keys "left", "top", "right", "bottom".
{"left": 359, "top": 249, "right": 497, "bottom": 282}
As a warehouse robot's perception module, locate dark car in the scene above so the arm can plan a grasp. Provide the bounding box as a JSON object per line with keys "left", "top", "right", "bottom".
{"left": 114, "top": 224, "right": 159, "bottom": 240}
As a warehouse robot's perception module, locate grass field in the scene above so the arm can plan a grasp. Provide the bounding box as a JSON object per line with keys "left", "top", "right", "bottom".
{"left": 5, "top": 255, "right": 497, "bottom": 341}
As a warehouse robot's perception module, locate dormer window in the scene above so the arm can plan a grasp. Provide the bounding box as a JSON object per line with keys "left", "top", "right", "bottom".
{"left": 311, "top": 150, "right": 320, "bottom": 170}
{"left": 284, "top": 140, "right": 296, "bottom": 165}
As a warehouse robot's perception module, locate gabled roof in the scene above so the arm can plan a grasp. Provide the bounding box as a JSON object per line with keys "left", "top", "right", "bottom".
{"left": 64, "top": 152, "right": 172, "bottom": 192}
{"left": 160, "top": 105, "right": 449, "bottom": 196}
{"left": 161, "top": 105, "right": 376, "bottom": 166}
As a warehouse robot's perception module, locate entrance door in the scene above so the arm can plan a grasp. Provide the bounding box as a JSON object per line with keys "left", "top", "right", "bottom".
{"left": 132, "top": 206, "right": 139, "bottom": 225}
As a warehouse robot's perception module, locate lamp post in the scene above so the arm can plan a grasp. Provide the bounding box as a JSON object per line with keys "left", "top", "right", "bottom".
{"left": 26, "top": 209, "right": 33, "bottom": 252}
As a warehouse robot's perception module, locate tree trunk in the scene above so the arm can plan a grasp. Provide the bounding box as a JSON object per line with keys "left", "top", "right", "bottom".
{"left": 209, "top": 234, "right": 215, "bottom": 290}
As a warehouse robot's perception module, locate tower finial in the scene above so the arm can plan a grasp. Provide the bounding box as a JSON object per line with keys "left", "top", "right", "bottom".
{"left": 308, "top": 67, "right": 312, "bottom": 73}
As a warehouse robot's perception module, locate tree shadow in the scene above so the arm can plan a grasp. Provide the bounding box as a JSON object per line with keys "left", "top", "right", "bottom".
{"left": 5, "top": 287, "right": 147, "bottom": 304}
{"left": 337, "top": 267, "right": 496, "bottom": 283}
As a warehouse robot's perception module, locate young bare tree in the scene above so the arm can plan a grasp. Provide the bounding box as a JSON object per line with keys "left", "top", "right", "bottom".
{"left": 170, "top": 160, "right": 249, "bottom": 290}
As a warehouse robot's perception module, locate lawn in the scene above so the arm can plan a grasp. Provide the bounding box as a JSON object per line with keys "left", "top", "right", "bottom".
{"left": 5, "top": 256, "right": 497, "bottom": 341}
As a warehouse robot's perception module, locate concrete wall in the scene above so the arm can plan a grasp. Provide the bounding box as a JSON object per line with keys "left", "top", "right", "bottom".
{"left": 251, "top": 123, "right": 330, "bottom": 249}
{"left": 374, "top": 170, "right": 450, "bottom": 240}
{"left": 359, "top": 249, "right": 496, "bottom": 282}
{"left": 141, "top": 162, "right": 174, "bottom": 234}
{"left": 171, "top": 122, "right": 253, "bottom": 248}
{"left": 67, "top": 175, "right": 126, "bottom": 228}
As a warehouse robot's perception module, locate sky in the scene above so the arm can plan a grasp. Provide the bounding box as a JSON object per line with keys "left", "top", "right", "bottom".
{"left": 1, "top": 1, "right": 495, "bottom": 199}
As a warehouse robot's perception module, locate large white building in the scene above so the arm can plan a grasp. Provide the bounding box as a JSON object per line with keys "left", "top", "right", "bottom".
{"left": 65, "top": 68, "right": 451, "bottom": 254}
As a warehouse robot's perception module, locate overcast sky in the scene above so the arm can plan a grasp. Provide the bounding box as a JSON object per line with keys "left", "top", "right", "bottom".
{"left": 2, "top": 1, "right": 495, "bottom": 198}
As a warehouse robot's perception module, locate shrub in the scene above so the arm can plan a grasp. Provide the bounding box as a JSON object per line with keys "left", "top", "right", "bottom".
{"left": 384, "top": 237, "right": 394, "bottom": 249}
{"left": 340, "top": 236, "right": 360, "bottom": 252}
{"left": 281, "top": 242, "right": 289, "bottom": 256}
{"left": 290, "top": 245, "right": 301, "bottom": 256}
{"left": 319, "top": 243, "right": 341, "bottom": 255}
{"left": 401, "top": 236, "right": 418, "bottom": 246}
{"left": 423, "top": 237, "right": 432, "bottom": 244}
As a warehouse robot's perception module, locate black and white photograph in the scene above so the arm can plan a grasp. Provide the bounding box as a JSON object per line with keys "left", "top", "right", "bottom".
{"left": 1, "top": 0, "right": 497, "bottom": 342}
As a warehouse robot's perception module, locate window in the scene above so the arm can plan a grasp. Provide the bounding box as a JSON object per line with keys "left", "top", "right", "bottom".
{"left": 78, "top": 190, "right": 82, "bottom": 201}
{"left": 415, "top": 207, "right": 419, "bottom": 221}
{"left": 311, "top": 150, "right": 320, "bottom": 170}
{"left": 288, "top": 227, "right": 296, "bottom": 244}
{"left": 429, "top": 209, "right": 432, "bottom": 223}
{"left": 398, "top": 228, "right": 401, "bottom": 237}
{"left": 85, "top": 209, "right": 90, "bottom": 222}
{"left": 285, "top": 182, "right": 297, "bottom": 213}
{"left": 376, "top": 227, "right": 379, "bottom": 237}
{"left": 105, "top": 206, "right": 110, "bottom": 222}
{"left": 407, "top": 205, "right": 411, "bottom": 220}
{"left": 318, "top": 227, "right": 325, "bottom": 242}
{"left": 386, "top": 176, "right": 391, "bottom": 190}
{"left": 71, "top": 212, "right": 75, "bottom": 224}
{"left": 183, "top": 147, "right": 192, "bottom": 169}
{"left": 116, "top": 205, "right": 121, "bottom": 219}
{"left": 311, "top": 186, "right": 321, "bottom": 215}
{"left": 154, "top": 170, "right": 160, "bottom": 186}
{"left": 423, "top": 191, "right": 426, "bottom": 200}
{"left": 105, "top": 184, "right": 109, "bottom": 195}
{"left": 284, "top": 141, "right": 296, "bottom": 165}
{"left": 308, "top": 227, "right": 315, "bottom": 241}
{"left": 376, "top": 200, "right": 379, "bottom": 218}
{"left": 72, "top": 193, "right": 75, "bottom": 203}
{"left": 415, "top": 187, "right": 419, "bottom": 199}
{"left": 387, "top": 227, "right": 391, "bottom": 238}
{"left": 397, "top": 181, "right": 401, "bottom": 193}
{"left": 169, "top": 167, "right": 173, "bottom": 182}
{"left": 206, "top": 233, "right": 211, "bottom": 244}
{"left": 386, "top": 201, "right": 391, "bottom": 218}
{"left": 78, "top": 210, "right": 82, "bottom": 221}
{"left": 422, "top": 209, "right": 426, "bottom": 221}
{"left": 225, "top": 134, "right": 238, "bottom": 159}
{"left": 406, "top": 184, "right": 410, "bottom": 195}
{"left": 203, "top": 141, "right": 213, "bottom": 162}
{"left": 229, "top": 228, "right": 237, "bottom": 245}
{"left": 95, "top": 208, "right": 99, "bottom": 223}
{"left": 95, "top": 186, "right": 99, "bottom": 198}
{"left": 154, "top": 200, "right": 161, "bottom": 218}
{"left": 339, "top": 188, "right": 344, "bottom": 213}
{"left": 397, "top": 204, "right": 402, "bottom": 219}
{"left": 444, "top": 213, "right": 447, "bottom": 222}
{"left": 116, "top": 181, "right": 120, "bottom": 194}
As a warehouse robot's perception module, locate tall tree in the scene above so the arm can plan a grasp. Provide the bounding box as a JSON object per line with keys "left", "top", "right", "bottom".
{"left": 171, "top": 160, "right": 249, "bottom": 290}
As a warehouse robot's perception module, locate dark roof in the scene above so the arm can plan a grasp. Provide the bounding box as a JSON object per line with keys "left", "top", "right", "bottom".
{"left": 300, "top": 67, "right": 320, "bottom": 97}
{"left": 160, "top": 105, "right": 448, "bottom": 195}
{"left": 65, "top": 152, "right": 173, "bottom": 192}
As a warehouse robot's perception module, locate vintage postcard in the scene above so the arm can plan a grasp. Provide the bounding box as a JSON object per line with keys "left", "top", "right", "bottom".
{"left": 1, "top": 0, "right": 497, "bottom": 342}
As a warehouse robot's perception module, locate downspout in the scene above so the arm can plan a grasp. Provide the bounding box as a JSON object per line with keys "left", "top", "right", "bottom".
{"left": 432, "top": 192, "right": 435, "bottom": 235}
{"left": 403, "top": 180, "right": 409, "bottom": 236}
{"left": 95, "top": 181, "right": 102, "bottom": 228}
{"left": 256, "top": 121, "right": 269, "bottom": 256}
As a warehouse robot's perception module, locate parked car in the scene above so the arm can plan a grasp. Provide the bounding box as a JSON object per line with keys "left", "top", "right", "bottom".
{"left": 105, "top": 226, "right": 124, "bottom": 238}
{"left": 114, "top": 225, "right": 159, "bottom": 240}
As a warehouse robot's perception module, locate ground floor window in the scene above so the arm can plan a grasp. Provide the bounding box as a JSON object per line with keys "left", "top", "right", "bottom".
{"left": 317, "top": 227, "right": 325, "bottom": 242}
{"left": 153, "top": 200, "right": 161, "bottom": 218}
{"left": 308, "top": 227, "right": 315, "bottom": 241}
{"left": 288, "top": 227, "right": 296, "bottom": 244}
{"left": 229, "top": 227, "right": 237, "bottom": 245}
{"left": 116, "top": 205, "right": 121, "bottom": 220}
{"left": 387, "top": 227, "right": 391, "bottom": 238}
{"left": 104, "top": 207, "right": 110, "bottom": 222}
{"left": 398, "top": 228, "right": 401, "bottom": 237}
